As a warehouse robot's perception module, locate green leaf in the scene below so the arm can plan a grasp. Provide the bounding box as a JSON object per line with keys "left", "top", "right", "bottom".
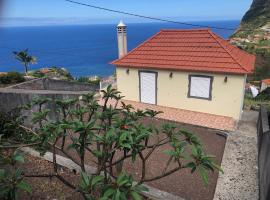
{"left": 83, "top": 194, "right": 94, "bottom": 200}
{"left": 0, "top": 169, "right": 6, "bottom": 179}
{"left": 17, "top": 180, "right": 32, "bottom": 193}
{"left": 163, "top": 150, "right": 176, "bottom": 157}
{"left": 92, "top": 150, "right": 103, "bottom": 158}
{"left": 80, "top": 172, "right": 90, "bottom": 189}
{"left": 13, "top": 154, "right": 25, "bottom": 163}
{"left": 134, "top": 184, "right": 149, "bottom": 192}
{"left": 103, "top": 188, "right": 115, "bottom": 198}
{"left": 185, "top": 162, "right": 196, "bottom": 169}
{"left": 130, "top": 191, "right": 142, "bottom": 200}
{"left": 15, "top": 168, "right": 23, "bottom": 178}
{"left": 114, "top": 189, "right": 121, "bottom": 200}
{"left": 199, "top": 167, "right": 209, "bottom": 186}
{"left": 212, "top": 162, "right": 224, "bottom": 173}
{"left": 91, "top": 175, "right": 104, "bottom": 187}
{"left": 116, "top": 173, "right": 127, "bottom": 186}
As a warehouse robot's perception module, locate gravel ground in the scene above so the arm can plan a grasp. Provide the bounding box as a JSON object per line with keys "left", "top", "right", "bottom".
{"left": 214, "top": 110, "right": 259, "bottom": 200}
{"left": 54, "top": 117, "right": 226, "bottom": 200}
{"left": 16, "top": 153, "right": 83, "bottom": 200}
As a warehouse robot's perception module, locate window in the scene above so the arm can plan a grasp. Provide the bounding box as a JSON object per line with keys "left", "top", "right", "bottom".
{"left": 188, "top": 75, "right": 213, "bottom": 100}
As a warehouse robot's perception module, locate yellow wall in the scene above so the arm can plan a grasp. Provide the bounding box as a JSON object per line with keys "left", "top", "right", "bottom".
{"left": 116, "top": 67, "right": 246, "bottom": 120}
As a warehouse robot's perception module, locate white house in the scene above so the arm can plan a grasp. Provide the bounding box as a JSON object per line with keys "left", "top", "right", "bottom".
{"left": 111, "top": 22, "right": 256, "bottom": 120}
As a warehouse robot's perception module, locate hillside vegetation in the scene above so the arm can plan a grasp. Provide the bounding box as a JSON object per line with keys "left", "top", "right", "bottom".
{"left": 241, "top": 0, "right": 270, "bottom": 28}
{"left": 230, "top": 0, "right": 270, "bottom": 80}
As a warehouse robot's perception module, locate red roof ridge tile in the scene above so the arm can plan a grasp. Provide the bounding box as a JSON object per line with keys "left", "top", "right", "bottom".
{"left": 160, "top": 28, "right": 210, "bottom": 32}
{"left": 123, "top": 58, "right": 237, "bottom": 65}
{"left": 130, "top": 53, "right": 232, "bottom": 59}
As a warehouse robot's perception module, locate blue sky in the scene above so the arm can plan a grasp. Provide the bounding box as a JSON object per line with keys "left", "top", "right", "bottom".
{"left": 1, "top": 0, "right": 252, "bottom": 26}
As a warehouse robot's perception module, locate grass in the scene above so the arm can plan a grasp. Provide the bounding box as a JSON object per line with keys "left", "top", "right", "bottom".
{"left": 244, "top": 93, "right": 270, "bottom": 110}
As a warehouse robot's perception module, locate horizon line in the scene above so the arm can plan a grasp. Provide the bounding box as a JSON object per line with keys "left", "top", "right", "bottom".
{"left": 0, "top": 19, "right": 240, "bottom": 28}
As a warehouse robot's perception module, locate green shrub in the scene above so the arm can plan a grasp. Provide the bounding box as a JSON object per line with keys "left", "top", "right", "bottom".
{"left": 50, "top": 67, "right": 73, "bottom": 80}
{"left": 0, "top": 109, "right": 25, "bottom": 138}
{"left": 77, "top": 76, "right": 89, "bottom": 83}
{"left": 0, "top": 72, "right": 25, "bottom": 84}
{"left": 77, "top": 76, "right": 100, "bottom": 86}
{"left": 28, "top": 67, "right": 74, "bottom": 80}
{"left": 255, "top": 88, "right": 270, "bottom": 101}
{"left": 11, "top": 86, "right": 221, "bottom": 199}
{"left": 28, "top": 70, "right": 45, "bottom": 78}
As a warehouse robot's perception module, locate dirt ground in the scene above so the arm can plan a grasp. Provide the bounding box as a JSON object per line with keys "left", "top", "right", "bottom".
{"left": 18, "top": 154, "right": 83, "bottom": 200}
{"left": 10, "top": 117, "right": 226, "bottom": 200}
{"left": 57, "top": 117, "right": 226, "bottom": 200}
{"left": 135, "top": 118, "right": 226, "bottom": 200}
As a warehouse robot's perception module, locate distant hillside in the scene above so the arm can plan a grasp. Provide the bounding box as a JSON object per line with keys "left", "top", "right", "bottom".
{"left": 230, "top": 0, "right": 270, "bottom": 80}
{"left": 241, "top": 0, "right": 270, "bottom": 28}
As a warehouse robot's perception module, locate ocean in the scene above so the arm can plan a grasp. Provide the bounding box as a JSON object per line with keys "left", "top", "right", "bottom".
{"left": 0, "top": 21, "right": 240, "bottom": 77}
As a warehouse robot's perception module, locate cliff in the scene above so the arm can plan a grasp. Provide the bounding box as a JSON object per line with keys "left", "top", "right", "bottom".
{"left": 241, "top": 0, "right": 270, "bottom": 28}
{"left": 230, "top": 0, "right": 270, "bottom": 80}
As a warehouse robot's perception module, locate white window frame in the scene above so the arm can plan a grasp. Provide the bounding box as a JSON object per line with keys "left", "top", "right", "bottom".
{"left": 188, "top": 75, "right": 213, "bottom": 100}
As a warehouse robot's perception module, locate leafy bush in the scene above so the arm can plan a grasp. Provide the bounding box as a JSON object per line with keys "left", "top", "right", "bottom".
{"left": 1, "top": 86, "right": 222, "bottom": 200}
{"left": 255, "top": 87, "right": 270, "bottom": 101}
{"left": 50, "top": 67, "right": 73, "bottom": 80}
{"left": 77, "top": 76, "right": 100, "bottom": 86}
{"left": 0, "top": 150, "right": 32, "bottom": 200}
{"left": 77, "top": 76, "right": 89, "bottom": 83}
{"left": 0, "top": 72, "right": 25, "bottom": 85}
{"left": 28, "top": 70, "right": 45, "bottom": 78}
{"left": 0, "top": 109, "right": 25, "bottom": 138}
{"left": 28, "top": 67, "right": 74, "bottom": 80}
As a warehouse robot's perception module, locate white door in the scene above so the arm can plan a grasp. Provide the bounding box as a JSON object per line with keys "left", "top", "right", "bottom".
{"left": 140, "top": 72, "right": 156, "bottom": 104}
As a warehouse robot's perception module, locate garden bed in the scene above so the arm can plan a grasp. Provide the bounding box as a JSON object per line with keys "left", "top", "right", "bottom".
{"left": 4, "top": 94, "right": 226, "bottom": 200}
{"left": 128, "top": 118, "right": 226, "bottom": 200}
{"left": 18, "top": 153, "right": 82, "bottom": 200}
{"left": 53, "top": 118, "right": 226, "bottom": 200}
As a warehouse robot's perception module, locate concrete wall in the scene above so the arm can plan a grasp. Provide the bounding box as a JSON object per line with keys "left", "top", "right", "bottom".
{"left": 116, "top": 66, "right": 246, "bottom": 120}
{"left": 0, "top": 78, "right": 99, "bottom": 121}
{"left": 1, "top": 91, "right": 85, "bottom": 127}
{"left": 0, "top": 89, "right": 85, "bottom": 113}
{"left": 9, "top": 78, "right": 98, "bottom": 92}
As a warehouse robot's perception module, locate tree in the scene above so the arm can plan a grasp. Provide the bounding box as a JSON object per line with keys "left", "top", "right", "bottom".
{"left": 13, "top": 49, "right": 37, "bottom": 75}
{"left": 0, "top": 86, "right": 222, "bottom": 200}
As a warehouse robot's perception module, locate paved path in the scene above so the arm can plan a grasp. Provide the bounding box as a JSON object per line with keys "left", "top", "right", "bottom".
{"left": 99, "top": 99, "right": 236, "bottom": 131}
{"left": 214, "top": 110, "right": 259, "bottom": 200}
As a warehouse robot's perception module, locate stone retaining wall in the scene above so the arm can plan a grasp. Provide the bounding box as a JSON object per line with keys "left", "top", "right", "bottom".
{"left": 0, "top": 78, "right": 99, "bottom": 121}
{"left": 257, "top": 106, "right": 270, "bottom": 200}
{"left": 8, "top": 78, "right": 98, "bottom": 91}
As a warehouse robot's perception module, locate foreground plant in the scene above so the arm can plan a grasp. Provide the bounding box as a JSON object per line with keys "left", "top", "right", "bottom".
{"left": 1, "top": 85, "right": 222, "bottom": 199}
{"left": 0, "top": 146, "right": 31, "bottom": 200}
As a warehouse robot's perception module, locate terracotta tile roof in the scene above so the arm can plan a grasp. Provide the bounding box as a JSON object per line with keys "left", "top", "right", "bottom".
{"left": 262, "top": 79, "right": 270, "bottom": 85}
{"left": 111, "top": 29, "right": 256, "bottom": 74}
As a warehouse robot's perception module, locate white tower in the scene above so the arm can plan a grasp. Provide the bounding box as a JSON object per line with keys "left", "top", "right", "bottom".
{"left": 117, "top": 20, "right": 127, "bottom": 58}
